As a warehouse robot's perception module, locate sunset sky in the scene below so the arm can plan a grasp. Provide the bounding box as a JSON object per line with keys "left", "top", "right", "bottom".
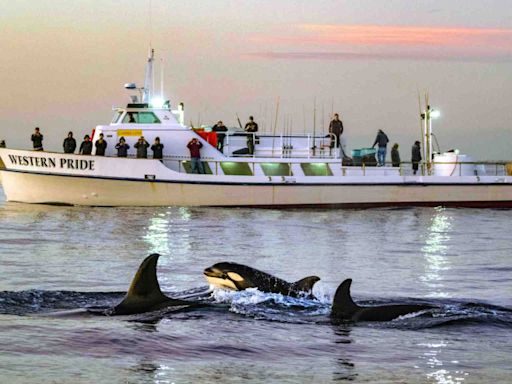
{"left": 1, "top": 0, "right": 511, "bottom": 159}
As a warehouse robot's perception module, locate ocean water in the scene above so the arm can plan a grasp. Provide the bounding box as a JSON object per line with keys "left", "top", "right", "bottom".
{"left": 0, "top": 185, "right": 511, "bottom": 383}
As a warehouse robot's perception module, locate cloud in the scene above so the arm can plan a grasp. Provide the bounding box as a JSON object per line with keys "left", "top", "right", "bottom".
{"left": 247, "top": 24, "right": 512, "bottom": 62}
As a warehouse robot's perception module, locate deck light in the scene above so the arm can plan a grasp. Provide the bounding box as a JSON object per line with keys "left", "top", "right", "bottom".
{"left": 430, "top": 110, "right": 441, "bottom": 119}
{"left": 151, "top": 97, "right": 165, "bottom": 108}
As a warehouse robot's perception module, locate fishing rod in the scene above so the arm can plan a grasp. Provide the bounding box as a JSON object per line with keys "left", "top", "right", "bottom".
{"left": 312, "top": 97, "right": 317, "bottom": 156}
{"left": 271, "top": 97, "right": 280, "bottom": 157}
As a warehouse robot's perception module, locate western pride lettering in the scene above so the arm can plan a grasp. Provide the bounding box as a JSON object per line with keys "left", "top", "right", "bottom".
{"left": 8, "top": 154, "right": 94, "bottom": 171}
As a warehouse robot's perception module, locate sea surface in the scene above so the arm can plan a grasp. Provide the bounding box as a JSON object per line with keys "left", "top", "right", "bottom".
{"left": 0, "top": 185, "right": 511, "bottom": 384}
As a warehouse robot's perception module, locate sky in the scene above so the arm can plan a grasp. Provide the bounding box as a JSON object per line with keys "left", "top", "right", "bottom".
{"left": 1, "top": 0, "right": 511, "bottom": 159}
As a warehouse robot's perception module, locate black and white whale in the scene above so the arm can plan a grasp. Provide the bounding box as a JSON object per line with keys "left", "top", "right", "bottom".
{"left": 203, "top": 262, "right": 320, "bottom": 298}
{"left": 107, "top": 253, "right": 197, "bottom": 316}
{"left": 331, "top": 279, "right": 433, "bottom": 322}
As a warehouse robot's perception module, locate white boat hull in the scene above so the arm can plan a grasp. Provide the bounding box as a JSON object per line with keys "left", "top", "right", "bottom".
{"left": 2, "top": 169, "right": 512, "bottom": 207}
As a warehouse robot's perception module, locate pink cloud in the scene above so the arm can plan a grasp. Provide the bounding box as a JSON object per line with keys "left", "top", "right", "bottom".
{"left": 247, "top": 24, "right": 512, "bottom": 61}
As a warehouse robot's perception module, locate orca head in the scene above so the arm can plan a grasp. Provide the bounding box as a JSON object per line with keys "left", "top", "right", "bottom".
{"left": 203, "top": 262, "right": 254, "bottom": 291}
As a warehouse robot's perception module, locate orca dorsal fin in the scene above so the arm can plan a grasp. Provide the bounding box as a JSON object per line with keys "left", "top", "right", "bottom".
{"left": 292, "top": 276, "right": 321, "bottom": 293}
{"left": 331, "top": 279, "right": 360, "bottom": 319}
{"left": 113, "top": 253, "right": 169, "bottom": 315}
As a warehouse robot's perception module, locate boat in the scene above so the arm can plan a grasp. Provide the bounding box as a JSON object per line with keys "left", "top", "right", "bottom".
{"left": 1, "top": 50, "right": 512, "bottom": 208}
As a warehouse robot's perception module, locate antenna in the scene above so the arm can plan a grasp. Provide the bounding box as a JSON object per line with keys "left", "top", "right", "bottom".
{"left": 148, "top": 0, "right": 153, "bottom": 48}
{"left": 160, "top": 58, "right": 164, "bottom": 99}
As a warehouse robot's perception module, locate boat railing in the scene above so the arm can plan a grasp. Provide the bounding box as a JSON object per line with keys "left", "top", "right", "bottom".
{"left": 223, "top": 132, "right": 340, "bottom": 159}
{"left": 161, "top": 157, "right": 512, "bottom": 177}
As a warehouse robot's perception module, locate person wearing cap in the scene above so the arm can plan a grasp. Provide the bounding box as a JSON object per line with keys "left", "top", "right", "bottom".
{"left": 134, "top": 136, "right": 150, "bottom": 158}
{"left": 151, "top": 137, "right": 164, "bottom": 159}
{"left": 63, "top": 131, "right": 76, "bottom": 154}
{"left": 95, "top": 133, "right": 107, "bottom": 156}
{"left": 31, "top": 127, "right": 44, "bottom": 151}
{"left": 79, "top": 135, "right": 93, "bottom": 155}
{"left": 115, "top": 137, "right": 130, "bottom": 157}
{"left": 212, "top": 121, "right": 228, "bottom": 153}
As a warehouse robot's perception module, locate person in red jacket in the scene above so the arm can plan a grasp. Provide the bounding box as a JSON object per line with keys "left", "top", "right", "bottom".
{"left": 187, "top": 138, "right": 205, "bottom": 174}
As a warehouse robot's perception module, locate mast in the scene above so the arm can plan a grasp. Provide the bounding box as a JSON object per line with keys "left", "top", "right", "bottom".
{"left": 142, "top": 48, "right": 155, "bottom": 103}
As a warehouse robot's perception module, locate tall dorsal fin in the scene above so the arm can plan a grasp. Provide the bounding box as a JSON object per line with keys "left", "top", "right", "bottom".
{"left": 292, "top": 276, "right": 321, "bottom": 293}
{"left": 113, "top": 253, "right": 169, "bottom": 315}
{"left": 331, "top": 279, "right": 360, "bottom": 319}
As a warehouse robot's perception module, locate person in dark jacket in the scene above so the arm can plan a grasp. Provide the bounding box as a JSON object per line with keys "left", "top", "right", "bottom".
{"left": 0, "top": 140, "right": 5, "bottom": 148}
{"left": 212, "top": 121, "right": 228, "bottom": 153}
{"left": 95, "top": 133, "right": 107, "bottom": 156}
{"left": 391, "top": 143, "right": 400, "bottom": 167}
{"left": 63, "top": 131, "right": 76, "bottom": 154}
{"left": 244, "top": 116, "right": 258, "bottom": 155}
{"left": 79, "top": 135, "right": 93, "bottom": 155}
{"left": 372, "top": 129, "right": 389, "bottom": 166}
{"left": 134, "top": 136, "right": 150, "bottom": 158}
{"left": 328, "top": 113, "right": 344, "bottom": 148}
{"left": 115, "top": 137, "right": 130, "bottom": 157}
{"left": 187, "top": 138, "right": 204, "bottom": 174}
{"left": 411, "top": 140, "right": 422, "bottom": 175}
{"left": 31, "top": 127, "right": 44, "bottom": 151}
{"left": 151, "top": 137, "right": 164, "bottom": 159}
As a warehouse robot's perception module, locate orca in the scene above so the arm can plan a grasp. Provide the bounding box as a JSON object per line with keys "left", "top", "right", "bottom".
{"left": 331, "top": 279, "right": 433, "bottom": 322}
{"left": 108, "top": 253, "right": 195, "bottom": 315}
{"left": 203, "top": 262, "right": 320, "bottom": 298}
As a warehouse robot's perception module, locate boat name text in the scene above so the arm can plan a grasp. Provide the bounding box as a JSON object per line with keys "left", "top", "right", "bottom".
{"left": 8, "top": 155, "right": 95, "bottom": 171}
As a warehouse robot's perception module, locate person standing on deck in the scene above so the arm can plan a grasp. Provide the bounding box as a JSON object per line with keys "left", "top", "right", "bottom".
{"left": 63, "top": 131, "right": 76, "bottom": 154}
{"left": 372, "top": 129, "right": 389, "bottom": 166}
{"left": 151, "top": 137, "right": 164, "bottom": 160}
{"left": 115, "top": 137, "right": 130, "bottom": 157}
{"left": 134, "top": 136, "right": 150, "bottom": 158}
{"left": 31, "top": 127, "right": 44, "bottom": 151}
{"left": 79, "top": 135, "right": 93, "bottom": 155}
{"left": 244, "top": 116, "right": 258, "bottom": 155}
{"left": 391, "top": 143, "right": 401, "bottom": 167}
{"left": 328, "top": 113, "right": 344, "bottom": 148}
{"left": 411, "top": 141, "right": 422, "bottom": 175}
{"left": 187, "top": 138, "right": 204, "bottom": 174}
{"left": 95, "top": 133, "right": 107, "bottom": 156}
{"left": 213, "top": 121, "right": 228, "bottom": 153}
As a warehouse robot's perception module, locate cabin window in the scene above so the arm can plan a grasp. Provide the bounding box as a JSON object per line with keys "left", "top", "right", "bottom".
{"left": 260, "top": 163, "right": 292, "bottom": 176}
{"left": 301, "top": 163, "right": 333, "bottom": 176}
{"left": 220, "top": 162, "right": 253, "bottom": 176}
{"left": 111, "top": 111, "right": 123, "bottom": 123}
{"left": 182, "top": 161, "right": 213, "bottom": 174}
{"left": 122, "top": 112, "right": 161, "bottom": 124}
